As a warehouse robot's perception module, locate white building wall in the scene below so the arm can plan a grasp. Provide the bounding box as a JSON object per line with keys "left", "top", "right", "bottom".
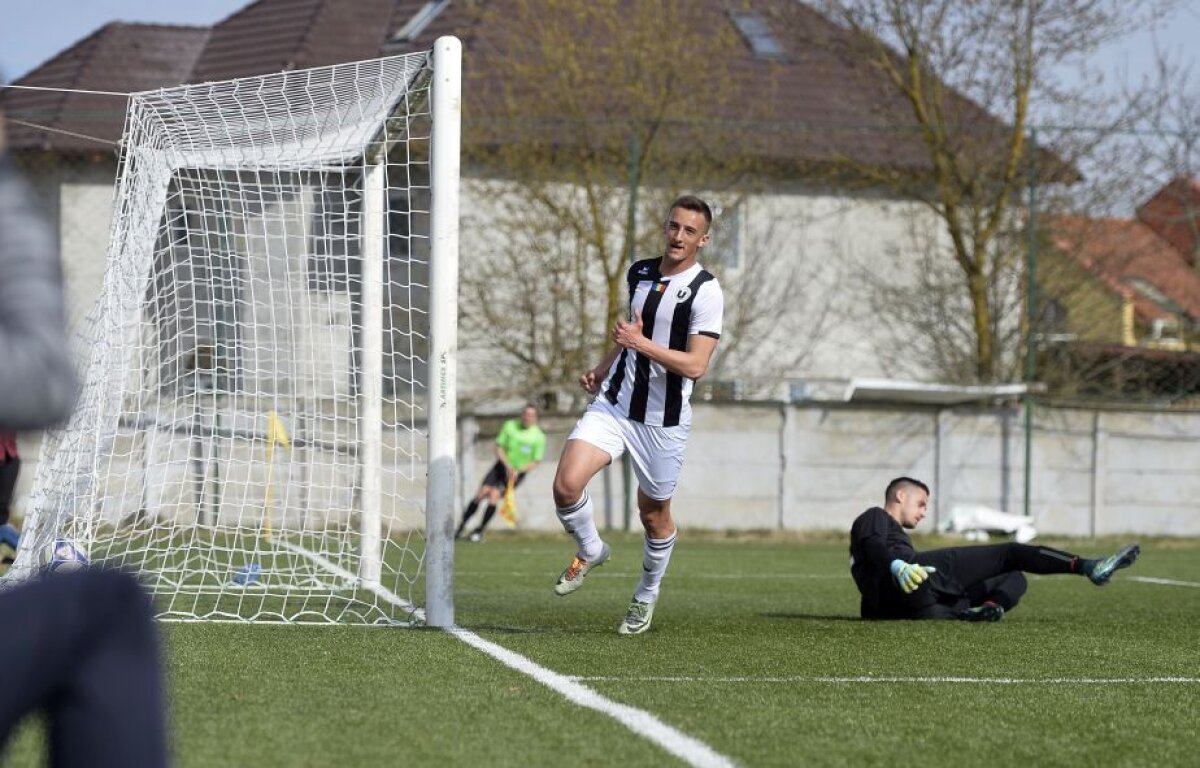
{"left": 734, "top": 188, "right": 946, "bottom": 382}
{"left": 60, "top": 182, "right": 116, "bottom": 330}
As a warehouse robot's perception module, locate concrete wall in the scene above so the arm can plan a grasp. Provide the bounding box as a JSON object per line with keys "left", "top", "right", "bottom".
{"left": 460, "top": 401, "right": 1200, "bottom": 538}
{"left": 11, "top": 398, "right": 1199, "bottom": 539}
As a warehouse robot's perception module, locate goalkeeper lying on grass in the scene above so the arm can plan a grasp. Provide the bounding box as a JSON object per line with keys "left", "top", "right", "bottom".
{"left": 849, "top": 477, "right": 1139, "bottom": 621}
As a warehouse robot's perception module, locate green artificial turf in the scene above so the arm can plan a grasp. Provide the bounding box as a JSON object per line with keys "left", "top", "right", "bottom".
{"left": 4, "top": 534, "right": 1197, "bottom": 767}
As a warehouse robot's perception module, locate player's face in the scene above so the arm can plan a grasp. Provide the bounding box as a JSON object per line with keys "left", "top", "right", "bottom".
{"left": 661, "top": 207, "right": 710, "bottom": 271}
{"left": 896, "top": 487, "right": 929, "bottom": 529}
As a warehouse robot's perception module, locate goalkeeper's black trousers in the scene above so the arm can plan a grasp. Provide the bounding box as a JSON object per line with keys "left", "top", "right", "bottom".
{"left": 0, "top": 569, "right": 168, "bottom": 767}
{"left": 903, "top": 542, "right": 1085, "bottom": 619}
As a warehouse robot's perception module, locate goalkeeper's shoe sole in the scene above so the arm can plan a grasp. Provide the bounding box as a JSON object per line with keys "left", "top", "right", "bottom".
{"left": 957, "top": 601, "right": 1005, "bottom": 622}
{"left": 553, "top": 543, "right": 611, "bottom": 596}
{"left": 1088, "top": 543, "right": 1140, "bottom": 586}
{"left": 617, "top": 599, "right": 655, "bottom": 635}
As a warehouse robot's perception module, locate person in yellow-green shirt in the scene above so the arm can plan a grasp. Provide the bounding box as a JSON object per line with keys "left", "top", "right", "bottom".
{"left": 456, "top": 403, "right": 546, "bottom": 542}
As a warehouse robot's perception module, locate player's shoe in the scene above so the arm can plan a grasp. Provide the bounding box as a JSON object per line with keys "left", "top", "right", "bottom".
{"left": 956, "top": 601, "right": 1004, "bottom": 622}
{"left": 617, "top": 599, "right": 655, "bottom": 635}
{"left": 1088, "top": 543, "right": 1140, "bottom": 586}
{"left": 553, "top": 543, "right": 610, "bottom": 596}
{"left": 468, "top": 531, "right": 484, "bottom": 543}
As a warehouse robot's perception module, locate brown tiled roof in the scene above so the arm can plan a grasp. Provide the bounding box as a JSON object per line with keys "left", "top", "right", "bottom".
{"left": 190, "top": 0, "right": 396, "bottom": 84}
{"left": 2, "top": 0, "right": 1058, "bottom": 178}
{"left": 1, "top": 23, "right": 209, "bottom": 152}
{"left": 1136, "top": 176, "right": 1200, "bottom": 267}
{"left": 1046, "top": 215, "right": 1200, "bottom": 323}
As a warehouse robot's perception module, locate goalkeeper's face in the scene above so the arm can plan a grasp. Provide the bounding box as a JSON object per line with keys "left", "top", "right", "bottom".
{"left": 895, "top": 487, "right": 929, "bottom": 529}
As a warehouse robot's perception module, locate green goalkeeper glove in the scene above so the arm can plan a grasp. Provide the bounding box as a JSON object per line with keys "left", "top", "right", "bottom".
{"left": 890, "top": 559, "right": 936, "bottom": 594}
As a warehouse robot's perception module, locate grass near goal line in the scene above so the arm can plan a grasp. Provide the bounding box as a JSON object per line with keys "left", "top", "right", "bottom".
{"left": 5, "top": 533, "right": 1198, "bottom": 766}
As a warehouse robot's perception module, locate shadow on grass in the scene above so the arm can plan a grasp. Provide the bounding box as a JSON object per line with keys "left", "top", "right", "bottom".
{"left": 456, "top": 623, "right": 571, "bottom": 635}
{"left": 760, "top": 612, "right": 861, "bottom": 621}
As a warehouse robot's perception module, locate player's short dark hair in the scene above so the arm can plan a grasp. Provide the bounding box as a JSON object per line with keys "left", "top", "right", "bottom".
{"left": 885, "top": 476, "right": 929, "bottom": 505}
{"left": 669, "top": 195, "right": 713, "bottom": 231}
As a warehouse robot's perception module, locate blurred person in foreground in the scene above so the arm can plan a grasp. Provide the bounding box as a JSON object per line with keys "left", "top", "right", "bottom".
{"left": 850, "top": 476, "right": 1140, "bottom": 621}
{"left": 0, "top": 94, "right": 169, "bottom": 767}
{"left": 455, "top": 403, "right": 546, "bottom": 542}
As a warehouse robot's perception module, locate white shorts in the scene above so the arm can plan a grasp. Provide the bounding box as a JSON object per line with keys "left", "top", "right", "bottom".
{"left": 567, "top": 398, "right": 690, "bottom": 500}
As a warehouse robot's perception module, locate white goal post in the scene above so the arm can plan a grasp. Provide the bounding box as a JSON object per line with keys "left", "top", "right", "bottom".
{"left": 11, "top": 38, "right": 462, "bottom": 626}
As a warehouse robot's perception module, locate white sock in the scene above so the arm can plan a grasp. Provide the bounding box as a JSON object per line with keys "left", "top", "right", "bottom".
{"left": 556, "top": 491, "right": 603, "bottom": 561}
{"left": 633, "top": 531, "right": 676, "bottom": 604}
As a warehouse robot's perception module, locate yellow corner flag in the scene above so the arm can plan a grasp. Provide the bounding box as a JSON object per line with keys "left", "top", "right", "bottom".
{"left": 498, "top": 476, "right": 517, "bottom": 528}
{"left": 267, "top": 410, "right": 291, "bottom": 449}
{"left": 263, "top": 410, "right": 291, "bottom": 539}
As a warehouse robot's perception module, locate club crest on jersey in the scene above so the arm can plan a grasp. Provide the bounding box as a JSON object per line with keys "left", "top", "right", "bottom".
{"left": 652, "top": 282, "right": 667, "bottom": 293}
{"left": 675, "top": 286, "right": 693, "bottom": 301}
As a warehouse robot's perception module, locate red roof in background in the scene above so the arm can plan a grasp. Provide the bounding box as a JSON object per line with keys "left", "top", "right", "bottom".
{"left": 1047, "top": 214, "right": 1200, "bottom": 323}
{"left": 1, "top": 23, "right": 209, "bottom": 152}
{"left": 1136, "top": 176, "right": 1200, "bottom": 267}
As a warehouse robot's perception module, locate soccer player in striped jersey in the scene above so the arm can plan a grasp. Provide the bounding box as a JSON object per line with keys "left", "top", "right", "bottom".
{"left": 551, "top": 195, "right": 724, "bottom": 635}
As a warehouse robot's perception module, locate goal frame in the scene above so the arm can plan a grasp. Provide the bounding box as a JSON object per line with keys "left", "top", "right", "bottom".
{"left": 11, "top": 38, "right": 462, "bottom": 628}
{"left": 423, "top": 36, "right": 461, "bottom": 628}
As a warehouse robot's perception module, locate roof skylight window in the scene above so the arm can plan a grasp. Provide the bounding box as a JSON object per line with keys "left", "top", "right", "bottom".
{"left": 392, "top": 0, "right": 451, "bottom": 43}
{"left": 729, "top": 10, "right": 787, "bottom": 60}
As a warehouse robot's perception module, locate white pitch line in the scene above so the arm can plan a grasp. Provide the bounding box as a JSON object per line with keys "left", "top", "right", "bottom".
{"left": 450, "top": 628, "right": 737, "bottom": 768}
{"left": 272, "top": 537, "right": 425, "bottom": 620}
{"left": 279, "top": 539, "right": 735, "bottom": 767}
{"left": 1130, "top": 576, "right": 1200, "bottom": 588}
{"left": 570, "top": 675, "right": 1200, "bottom": 685}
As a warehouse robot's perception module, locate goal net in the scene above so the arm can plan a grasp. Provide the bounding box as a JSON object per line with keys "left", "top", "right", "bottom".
{"left": 11, "top": 39, "right": 462, "bottom": 626}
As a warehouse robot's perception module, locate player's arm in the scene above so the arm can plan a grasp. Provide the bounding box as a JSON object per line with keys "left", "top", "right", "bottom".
{"left": 493, "top": 443, "right": 512, "bottom": 472}
{"left": 580, "top": 345, "right": 622, "bottom": 394}
{"left": 611, "top": 315, "right": 719, "bottom": 381}
{"left": 853, "top": 508, "right": 933, "bottom": 593}
{"left": 494, "top": 421, "right": 515, "bottom": 473}
{"left": 857, "top": 532, "right": 895, "bottom": 573}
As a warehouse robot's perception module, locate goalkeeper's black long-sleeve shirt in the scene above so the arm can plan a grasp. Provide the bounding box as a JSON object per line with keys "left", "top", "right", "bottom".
{"left": 849, "top": 507, "right": 919, "bottom": 619}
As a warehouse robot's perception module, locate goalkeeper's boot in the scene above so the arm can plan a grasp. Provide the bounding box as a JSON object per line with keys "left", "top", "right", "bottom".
{"left": 956, "top": 601, "right": 1005, "bottom": 622}
{"left": 1088, "top": 543, "right": 1140, "bottom": 586}
{"left": 554, "top": 542, "right": 611, "bottom": 596}
{"left": 617, "top": 599, "right": 655, "bottom": 635}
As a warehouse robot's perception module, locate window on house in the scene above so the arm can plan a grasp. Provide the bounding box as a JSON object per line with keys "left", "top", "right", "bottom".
{"left": 728, "top": 10, "right": 787, "bottom": 60}
{"left": 391, "top": 0, "right": 451, "bottom": 43}
{"left": 1151, "top": 317, "right": 1181, "bottom": 341}
{"left": 1038, "top": 298, "right": 1069, "bottom": 337}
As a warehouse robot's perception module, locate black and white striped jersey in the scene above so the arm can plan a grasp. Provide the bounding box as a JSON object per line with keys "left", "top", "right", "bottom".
{"left": 602, "top": 258, "right": 723, "bottom": 427}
